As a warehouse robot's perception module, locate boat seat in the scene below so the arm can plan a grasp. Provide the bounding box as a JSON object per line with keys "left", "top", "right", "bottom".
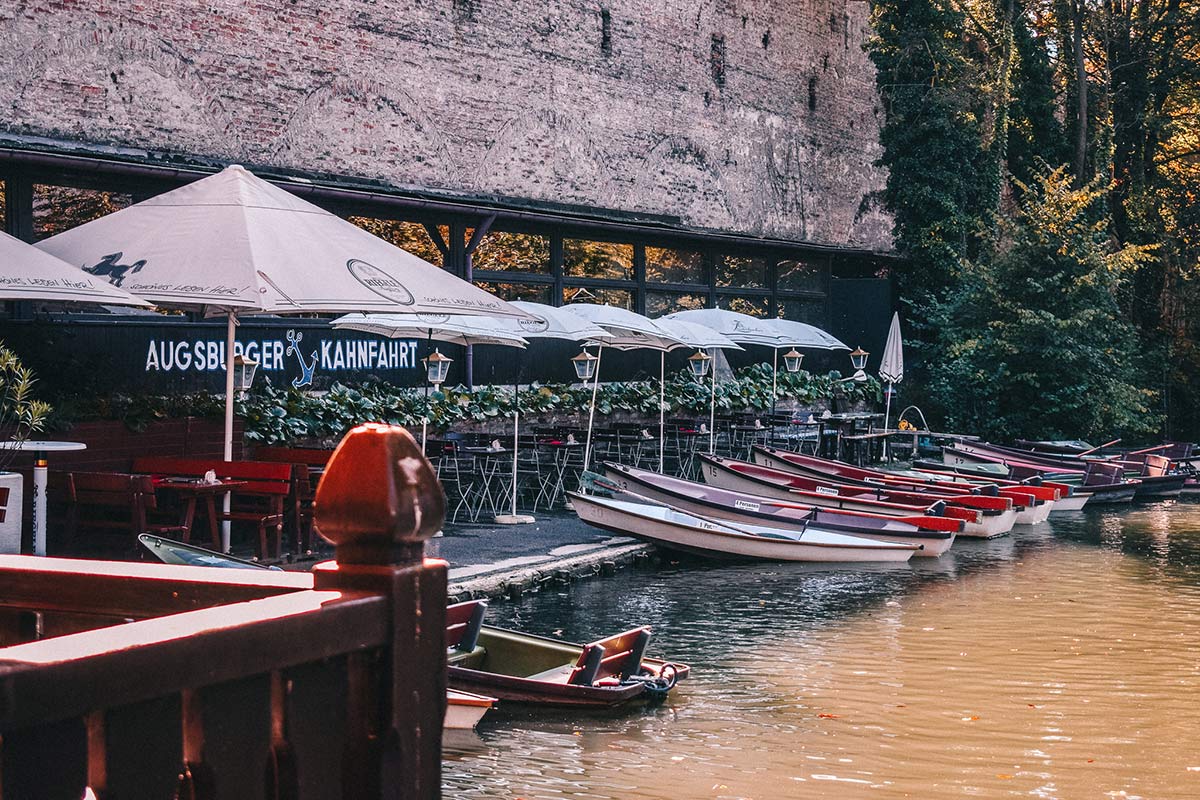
{"left": 525, "top": 662, "right": 579, "bottom": 683}
{"left": 446, "top": 599, "right": 487, "bottom": 652}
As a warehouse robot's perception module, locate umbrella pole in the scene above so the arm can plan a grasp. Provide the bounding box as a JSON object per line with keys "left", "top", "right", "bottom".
{"left": 221, "top": 313, "right": 236, "bottom": 553}
{"left": 496, "top": 368, "right": 534, "bottom": 524}
{"left": 582, "top": 344, "right": 603, "bottom": 479}
{"left": 883, "top": 381, "right": 894, "bottom": 461}
{"left": 771, "top": 347, "right": 778, "bottom": 445}
{"left": 659, "top": 351, "right": 666, "bottom": 473}
{"left": 709, "top": 347, "right": 717, "bottom": 455}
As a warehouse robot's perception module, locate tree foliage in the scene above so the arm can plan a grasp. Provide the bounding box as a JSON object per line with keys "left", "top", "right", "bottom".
{"left": 869, "top": 0, "right": 1200, "bottom": 440}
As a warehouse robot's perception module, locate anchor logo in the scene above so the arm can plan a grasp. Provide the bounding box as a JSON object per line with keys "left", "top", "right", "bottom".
{"left": 286, "top": 329, "right": 317, "bottom": 388}
{"left": 83, "top": 252, "right": 147, "bottom": 287}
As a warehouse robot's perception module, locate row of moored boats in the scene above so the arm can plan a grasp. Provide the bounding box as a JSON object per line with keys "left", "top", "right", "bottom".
{"left": 568, "top": 439, "right": 1197, "bottom": 564}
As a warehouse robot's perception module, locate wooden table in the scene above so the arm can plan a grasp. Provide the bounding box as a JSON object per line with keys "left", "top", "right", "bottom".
{"left": 154, "top": 479, "right": 247, "bottom": 552}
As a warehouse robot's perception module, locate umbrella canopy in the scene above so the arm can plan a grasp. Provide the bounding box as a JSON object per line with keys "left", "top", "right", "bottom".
{"left": 560, "top": 304, "right": 686, "bottom": 351}
{"left": 759, "top": 318, "right": 849, "bottom": 350}
{"left": 663, "top": 308, "right": 787, "bottom": 347}
{"left": 509, "top": 301, "right": 612, "bottom": 342}
{"left": 331, "top": 313, "right": 530, "bottom": 348}
{"left": 0, "top": 231, "right": 151, "bottom": 307}
{"left": 879, "top": 312, "right": 904, "bottom": 384}
{"left": 36, "top": 164, "right": 529, "bottom": 319}
{"left": 652, "top": 318, "right": 744, "bottom": 352}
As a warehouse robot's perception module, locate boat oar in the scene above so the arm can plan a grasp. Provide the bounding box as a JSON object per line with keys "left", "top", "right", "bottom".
{"left": 1126, "top": 443, "right": 1173, "bottom": 456}
{"left": 1078, "top": 438, "right": 1121, "bottom": 457}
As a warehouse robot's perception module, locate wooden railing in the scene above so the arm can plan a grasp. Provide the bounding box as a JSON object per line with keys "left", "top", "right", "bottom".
{"left": 0, "top": 423, "right": 448, "bottom": 800}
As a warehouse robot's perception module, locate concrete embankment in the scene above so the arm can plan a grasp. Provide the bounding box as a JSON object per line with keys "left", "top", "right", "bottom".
{"left": 427, "top": 511, "right": 654, "bottom": 603}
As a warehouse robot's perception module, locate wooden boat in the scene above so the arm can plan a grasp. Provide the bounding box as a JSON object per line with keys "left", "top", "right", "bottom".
{"left": 940, "top": 444, "right": 1160, "bottom": 501}
{"left": 698, "top": 454, "right": 1016, "bottom": 538}
{"left": 961, "top": 441, "right": 1188, "bottom": 499}
{"left": 897, "top": 463, "right": 1089, "bottom": 511}
{"left": 750, "top": 446, "right": 1058, "bottom": 523}
{"left": 570, "top": 492, "right": 919, "bottom": 562}
{"left": 446, "top": 600, "right": 688, "bottom": 708}
{"left": 599, "top": 462, "right": 959, "bottom": 556}
{"left": 922, "top": 454, "right": 1140, "bottom": 505}
{"left": 446, "top": 690, "right": 497, "bottom": 730}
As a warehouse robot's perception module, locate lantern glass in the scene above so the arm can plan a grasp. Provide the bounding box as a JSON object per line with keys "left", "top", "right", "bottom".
{"left": 423, "top": 349, "right": 453, "bottom": 386}
{"left": 782, "top": 348, "right": 804, "bottom": 373}
{"left": 849, "top": 347, "right": 869, "bottom": 371}
{"left": 571, "top": 350, "right": 598, "bottom": 381}
{"left": 232, "top": 353, "right": 259, "bottom": 392}
{"left": 688, "top": 350, "right": 712, "bottom": 379}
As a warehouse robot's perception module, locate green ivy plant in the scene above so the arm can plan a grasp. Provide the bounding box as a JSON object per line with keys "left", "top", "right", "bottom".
{"left": 43, "top": 363, "right": 881, "bottom": 447}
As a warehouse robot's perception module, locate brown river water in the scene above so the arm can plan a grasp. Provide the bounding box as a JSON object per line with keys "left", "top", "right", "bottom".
{"left": 443, "top": 501, "right": 1200, "bottom": 799}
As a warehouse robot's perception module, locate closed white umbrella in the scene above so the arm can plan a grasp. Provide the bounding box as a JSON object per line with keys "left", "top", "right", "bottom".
{"left": 0, "top": 231, "right": 151, "bottom": 307}
{"left": 559, "top": 304, "right": 686, "bottom": 474}
{"left": 39, "top": 164, "right": 530, "bottom": 551}
{"left": 652, "top": 317, "right": 743, "bottom": 457}
{"left": 879, "top": 312, "right": 904, "bottom": 431}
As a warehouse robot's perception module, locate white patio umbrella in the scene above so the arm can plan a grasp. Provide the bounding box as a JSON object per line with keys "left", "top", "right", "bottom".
{"left": 0, "top": 232, "right": 153, "bottom": 557}
{"left": 331, "top": 313, "right": 530, "bottom": 449}
{"left": 0, "top": 231, "right": 153, "bottom": 307}
{"left": 651, "top": 317, "right": 743, "bottom": 457}
{"left": 879, "top": 312, "right": 904, "bottom": 430}
{"left": 38, "top": 164, "right": 530, "bottom": 550}
{"left": 336, "top": 302, "right": 612, "bottom": 524}
{"left": 558, "top": 304, "right": 686, "bottom": 473}
{"left": 486, "top": 301, "right": 612, "bottom": 523}
{"left": 668, "top": 308, "right": 848, "bottom": 426}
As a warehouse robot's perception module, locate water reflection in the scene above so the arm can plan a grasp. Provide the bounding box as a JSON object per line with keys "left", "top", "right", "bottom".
{"left": 446, "top": 502, "right": 1200, "bottom": 799}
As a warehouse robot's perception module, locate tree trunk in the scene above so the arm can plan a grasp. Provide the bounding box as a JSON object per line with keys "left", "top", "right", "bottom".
{"left": 1071, "top": 0, "right": 1088, "bottom": 186}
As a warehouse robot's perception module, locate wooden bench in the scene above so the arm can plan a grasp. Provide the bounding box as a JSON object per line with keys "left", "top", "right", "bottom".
{"left": 131, "top": 457, "right": 292, "bottom": 560}
{"left": 49, "top": 472, "right": 190, "bottom": 558}
{"left": 253, "top": 446, "right": 335, "bottom": 553}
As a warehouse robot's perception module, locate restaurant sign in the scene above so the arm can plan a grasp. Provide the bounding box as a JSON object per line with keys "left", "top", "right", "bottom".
{"left": 143, "top": 328, "right": 420, "bottom": 388}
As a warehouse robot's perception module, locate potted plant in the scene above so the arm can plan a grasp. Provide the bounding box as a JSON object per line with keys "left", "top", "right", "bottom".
{"left": 0, "top": 344, "right": 51, "bottom": 553}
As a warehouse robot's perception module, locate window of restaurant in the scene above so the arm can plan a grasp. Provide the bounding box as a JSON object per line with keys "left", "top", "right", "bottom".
{"left": 32, "top": 183, "right": 132, "bottom": 241}
{"left": 716, "top": 294, "right": 769, "bottom": 317}
{"left": 716, "top": 254, "right": 767, "bottom": 289}
{"left": 776, "top": 256, "right": 829, "bottom": 293}
{"left": 777, "top": 297, "right": 827, "bottom": 324}
{"left": 475, "top": 281, "right": 554, "bottom": 304}
{"left": 472, "top": 230, "right": 551, "bottom": 274}
{"left": 564, "top": 286, "right": 632, "bottom": 309}
{"left": 646, "top": 246, "right": 705, "bottom": 285}
{"left": 563, "top": 239, "right": 633, "bottom": 281}
{"left": 645, "top": 291, "right": 706, "bottom": 317}
{"left": 349, "top": 217, "right": 446, "bottom": 267}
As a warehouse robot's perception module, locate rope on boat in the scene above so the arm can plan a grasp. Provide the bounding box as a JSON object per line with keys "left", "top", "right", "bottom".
{"left": 622, "top": 663, "right": 680, "bottom": 700}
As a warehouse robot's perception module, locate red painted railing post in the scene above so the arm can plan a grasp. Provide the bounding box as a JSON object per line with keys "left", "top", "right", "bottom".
{"left": 312, "top": 424, "right": 448, "bottom": 800}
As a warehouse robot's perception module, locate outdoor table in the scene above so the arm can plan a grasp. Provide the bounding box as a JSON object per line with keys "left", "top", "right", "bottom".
{"left": 154, "top": 479, "right": 248, "bottom": 552}
{"left": 0, "top": 440, "right": 87, "bottom": 556}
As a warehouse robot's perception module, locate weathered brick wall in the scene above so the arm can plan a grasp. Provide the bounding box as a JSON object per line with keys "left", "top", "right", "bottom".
{"left": 0, "top": 0, "right": 892, "bottom": 249}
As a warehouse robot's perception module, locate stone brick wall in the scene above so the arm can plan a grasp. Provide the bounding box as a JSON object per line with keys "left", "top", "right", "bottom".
{"left": 0, "top": 0, "right": 892, "bottom": 249}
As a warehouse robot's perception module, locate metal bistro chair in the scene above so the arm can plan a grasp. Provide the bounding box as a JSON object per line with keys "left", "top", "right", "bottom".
{"left": 431, "top": 435, "right": 478, "bottom": 524}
